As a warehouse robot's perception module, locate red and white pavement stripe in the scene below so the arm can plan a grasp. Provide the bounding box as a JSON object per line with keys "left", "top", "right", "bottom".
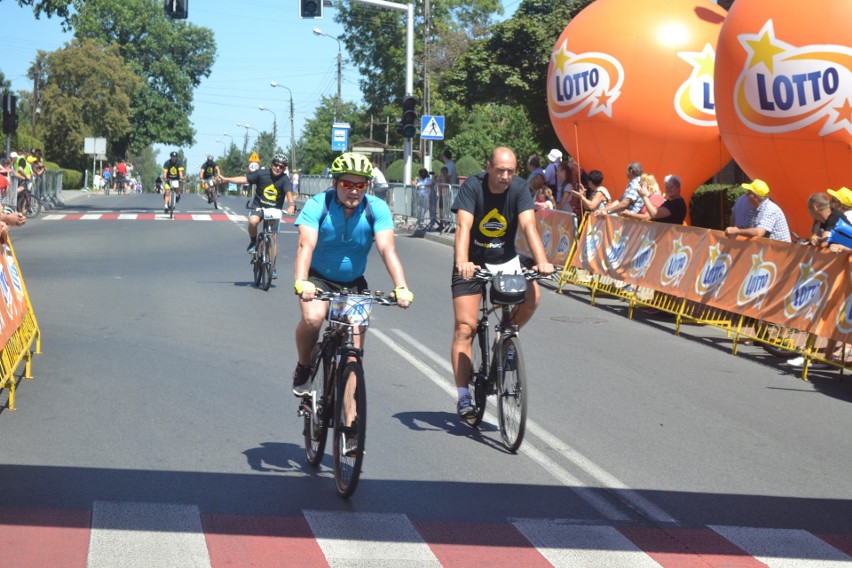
{"left": 42, "top": 213, "right": 254, "bottom": 222}
{"left": 1, "top": 503, "right": 851, "bottom": 567}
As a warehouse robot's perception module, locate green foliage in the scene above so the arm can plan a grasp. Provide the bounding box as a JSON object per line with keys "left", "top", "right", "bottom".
{"left": 61, "top": 168, "right": 83, "bottom": 189}
{"left": 456, "top": 155, "right": 482, "bottom": 178}
{"left": 127, "top": 145, "right": 160, "bottom": 192}
{"left": 297, "top": 97, "right": 370, "bottom": 175}
{"left": 40, "top": 39, "right": 140, "bottom": 170}
{"left": 384, "top": 158, "right": 425, "bottom": 183}
{"left": 69, "top": 0, "right": 216, "bottom": 154}
{"left": 689, "top": 184, "right": 743, "bottom": 230}
{"left": 447, "top": 103, "right": 537, "bottom": 168}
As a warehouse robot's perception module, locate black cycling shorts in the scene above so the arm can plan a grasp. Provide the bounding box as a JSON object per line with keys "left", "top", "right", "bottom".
{"left": 307, "top": 268, "right": 368, "bottom": 294}
{"left": 450, "top": 255, "right": 534, "bottom": 299}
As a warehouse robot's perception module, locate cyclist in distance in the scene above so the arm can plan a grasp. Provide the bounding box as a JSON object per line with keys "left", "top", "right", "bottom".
{"left": 219, "top": 153, "right": 296, "bottom": 278}
{"left": 199, "top": 154, "right": 221, "bottom": 208}
{"left": 162, "top": 151, "right": 185, "bottom": 213}
{"left": 291, "top": 151, "right": 413, "bottom": 396}
{"left": 450, "top": 146, "right": 555, "bottom": 420}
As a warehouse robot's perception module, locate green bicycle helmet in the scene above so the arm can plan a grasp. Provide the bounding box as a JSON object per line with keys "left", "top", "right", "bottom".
{"left": 330, "top": 152, "right": 373, "bottom": 180}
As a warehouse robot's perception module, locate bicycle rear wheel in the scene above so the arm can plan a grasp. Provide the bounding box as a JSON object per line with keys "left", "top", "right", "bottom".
{"left": 261, "top": 236, "right": 273, "bottom": 291}
{"left": 333, "top": 361, "right": 366, "bottom": 498}
{"left": 304, "top": 343, "right": 333, "bottom": 466}
{"left": 168, "top": 192, "right": 176, "bottom": 219}
{"left": 465, "top": 324, "right": 489, "bottom": 427}
{"left": 497, "top": 336, "right": 527, "bottom": 453}
{"left": 27, "top": 196, "right": 43, "bottom": 217}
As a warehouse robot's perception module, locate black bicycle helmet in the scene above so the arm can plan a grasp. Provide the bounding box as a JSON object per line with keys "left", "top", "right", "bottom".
{"left": 170, "top": 151, "right": 178, "bottom": 158}
{"left": 330, "top": 152, "right": 373, "bottom": 180}
{"left": 271, "top": 153, "right": 288, "bottom": 166}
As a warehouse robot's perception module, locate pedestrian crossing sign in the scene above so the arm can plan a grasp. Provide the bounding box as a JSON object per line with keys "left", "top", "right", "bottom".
{"left": 420, "top": 115, "right": 445, "bottom": 140}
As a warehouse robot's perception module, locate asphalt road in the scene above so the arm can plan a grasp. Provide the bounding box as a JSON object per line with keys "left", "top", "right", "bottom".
{"left": 1, "top": 191, "right": 851, "bottom": 567}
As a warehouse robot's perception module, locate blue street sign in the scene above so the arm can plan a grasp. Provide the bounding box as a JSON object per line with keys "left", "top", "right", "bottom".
{"left": 331, "top": 122, "right": 350, "bottom": 151}
{"left": 420, "top": 115, "right": 445, "bottom": 140}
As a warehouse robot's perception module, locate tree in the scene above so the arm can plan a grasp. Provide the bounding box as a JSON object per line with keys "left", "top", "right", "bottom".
{"left": 39, "top": 39, "right": 140, "bottom": 169}
{"left": 334, "top": 0, "right": 502, "bottom": 113}
{"left": 447, "top": 103, "right": 538, "bottom": 168}
{"left": 68, "top": 0, "right": 216, "bottom": 154}
{"left": 297, "top": 96, "right": 369, "bottom": 175}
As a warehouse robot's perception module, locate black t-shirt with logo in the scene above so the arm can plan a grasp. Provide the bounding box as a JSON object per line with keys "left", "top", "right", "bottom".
{"left": 451, "top": 171, "right": 534, "bottom": 264}
{"left": 162, "top": 159, "right": 184, "bottom": 181}
{"left": 247, "top": 168, "right": 291, "bottom": 209}
{"left": 201, "top": 160, "right": 218, "bottom": 179}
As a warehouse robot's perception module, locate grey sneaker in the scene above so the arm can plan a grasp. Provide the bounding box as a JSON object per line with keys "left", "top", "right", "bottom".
{"left": 344, "top": 436, "right": 358, "bottom": 457}
{"left": 292, "top": 363, "right": 313, "bottom": 397}
{"left": 457, "top": 395, "right": 475, "bottom": 419}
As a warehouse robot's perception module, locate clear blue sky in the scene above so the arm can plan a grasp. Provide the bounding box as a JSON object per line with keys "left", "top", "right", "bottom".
{"left": 0, "top": 0, "right": 521, "bottom": 171}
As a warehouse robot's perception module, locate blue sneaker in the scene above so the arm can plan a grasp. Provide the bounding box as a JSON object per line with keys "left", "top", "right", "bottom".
{"left": 272, "top": 270, "right": 279, "bottom": 279}
{"left": 246, "top": 241, "right": 256, "bottom": 254}
{"left": 457, "top": 395, "right": 475, "bottom": 419}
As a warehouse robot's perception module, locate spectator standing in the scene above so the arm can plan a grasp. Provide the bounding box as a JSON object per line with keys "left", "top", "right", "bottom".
{"left": 636, "top": 174, "right": 688, "bottom": 224}
{"left": 570, "top": 169, "right": 611, "bottom": 213}
{"left": 415, "top": 167, "right": 431, "bottom": 227}
{"left": 543, "top": 148, "right": 562, "bottom": 193}
{"left": 526, "top": 154, "right": 544, "bottom": 184}
{"left": 724, "top": 179, "right": 791, "bottom": 242}
{"left": 828, "top": 187, "right": 852, "bottom": 223}
{"left": 594, "top": 161, "right": 644, "bottom": 217}
{"left": 622, "top": 174, "right": 664, "bottom": 221}
{"left": 439, "top": 149, "right": 458, "bottom": 184}
{"left": 806, "top": 192, "right": 843, "bottom": 248}
{"left": 291, "top": 170, "right": 301, "bottom": 195}
{"left": 556, "top": 159, "right": 580, "bottom": 213}
{"left": 534, "top": 187, "right": 555, "bottom": 210}
{"left": 730, "top": 192, "right": 754, "bottom": 228}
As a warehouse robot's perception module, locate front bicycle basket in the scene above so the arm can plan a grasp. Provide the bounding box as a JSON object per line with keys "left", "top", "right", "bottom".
{"left": 489, "top": 273, "right": 527, "bottom": 305}
{"left": 328, "top": 294, "right": 376, "bottom": 327}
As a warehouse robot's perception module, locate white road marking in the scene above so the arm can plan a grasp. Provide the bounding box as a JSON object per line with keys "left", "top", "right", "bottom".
{"left": 88, "top": 501, "right": 211, "bottom": 568}
{"left": 513, "top": 518, "right": 663, "bottom": 567}
{"left": 372, "top": 328, "right": 634, "bottom": 522}
{"left": 710, "top": 526, "right": 852, "bottom": 567}
{"left": 303, "top": 510, "right": 441, "bottom": 567}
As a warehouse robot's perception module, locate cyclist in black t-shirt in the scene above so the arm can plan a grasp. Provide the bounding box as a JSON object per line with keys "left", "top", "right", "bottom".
{"left": 449, "top": 146, "right": 555, "bottom": 420}
{"left": 162, "top": 151, "right": 185, "bottom": 213}
{"left": 219, "top": 154, "right": 296, "bottom": 276}
{"left": 199, "top": 155, "right": 221, "bottom": 208}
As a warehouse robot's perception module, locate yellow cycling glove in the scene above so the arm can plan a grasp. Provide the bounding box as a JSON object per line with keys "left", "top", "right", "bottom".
{"left": 393, "top": 286, "right": 414, "bottom": 303}
{"left": 294, "top": 279, "right": 316, "bottom": 295}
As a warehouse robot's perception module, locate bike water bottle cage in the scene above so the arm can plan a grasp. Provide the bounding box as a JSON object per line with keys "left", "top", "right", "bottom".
{"left": 490, "top": 273, "right": 527, "bottom": 305}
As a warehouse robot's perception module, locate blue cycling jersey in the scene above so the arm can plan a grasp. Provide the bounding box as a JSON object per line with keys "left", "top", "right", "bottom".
{"left": 295, "top": 192, "right": 394, "bottom": 282}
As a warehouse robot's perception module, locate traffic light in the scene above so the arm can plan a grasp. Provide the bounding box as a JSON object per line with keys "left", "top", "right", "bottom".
{"left": 2, "top": 93, "right": 17, "bottom": 135}
{"left": 164, "top": 0, "right": 188, "bottom": 20}
{"left": 400, "top": 95, "right": 417, "bottom": 138}
{"left": 300, "top": 0, "right": 322, "bottom": 18}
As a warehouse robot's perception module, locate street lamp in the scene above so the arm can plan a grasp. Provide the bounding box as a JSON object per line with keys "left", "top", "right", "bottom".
{"left": 313, "top": 27, "right": 342, "bottom": 122}
{"left": 258, "top": 105, "right": 278, "bottom": 151}
{"left": 236, "top": 122, "right": 259, "bottom": 154}
{"left": 270, "top": 81, "right": 296, "bottom": 169}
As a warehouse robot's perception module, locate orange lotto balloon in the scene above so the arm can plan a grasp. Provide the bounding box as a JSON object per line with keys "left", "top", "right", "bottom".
{"left": 547, "top": 0, "right": 731, "bottom": 216}
{"left": 714, "top": 0, "right": 852, "bottom": 238}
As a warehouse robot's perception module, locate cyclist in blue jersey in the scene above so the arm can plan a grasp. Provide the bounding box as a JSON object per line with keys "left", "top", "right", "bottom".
{"left": 291, "top": 152, "right": 414, "bottom": 396}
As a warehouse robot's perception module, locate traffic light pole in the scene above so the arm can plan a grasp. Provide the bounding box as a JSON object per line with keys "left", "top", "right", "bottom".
{"left": 353, "top": 0, "right": 414, "bottom": 185}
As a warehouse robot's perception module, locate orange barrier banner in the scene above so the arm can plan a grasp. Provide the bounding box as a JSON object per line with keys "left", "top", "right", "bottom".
{"left": 0, "top": 244, "right": 28, "bottom": 346}
{"left": 572, "top": 215, "right": 852, "bottom": 341}
{"left": 515, "top": 209, "right": 577, "bottom": 266}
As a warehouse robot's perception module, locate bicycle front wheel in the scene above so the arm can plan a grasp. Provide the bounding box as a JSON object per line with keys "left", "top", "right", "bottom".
{"left": 252, "top": 240, "right": 264, "bottom": 287}
{"left": 497, "top": 336, "right": 527, "bottom": 453}
{"left": 261, "top": 236, "right": 273, "bottom": 291}
{"left": 465, "top": 324, "right": 489, "bottom": 427}
{"left": 333, "top": 361, "right": 366, "bottom": 498}
{"left": 28, "top": 196, "right": 44, "bottom": 217}
{"left": 304, "top": 343, "right": 332, "bottom": 466}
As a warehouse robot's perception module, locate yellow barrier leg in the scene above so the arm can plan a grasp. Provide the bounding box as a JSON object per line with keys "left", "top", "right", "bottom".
{"left": 24, "top": 348, "right": 33, "bottom": 380}
{"left": 7, "top": 378, "right": 15, "bottom": 410}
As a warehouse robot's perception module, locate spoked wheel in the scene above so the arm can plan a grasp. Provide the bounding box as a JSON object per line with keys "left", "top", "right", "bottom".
{"left": 497, "top": 336, "right": 527, "bottom": 453}
{"left": 168, "top": 193, "right": 175, "bottom": 219}
{"left": 333, "top": 361, "right": 367, "bottom": 498}
{"left": 252, "top": 241, "right": 264, "bottom": 287}
{"left": 304, "top": 344, "right": 332, "bottom": 466}
{"left": 261, "top": 236, "right": 273, "bottom": 291}
{"left": 212, "top": 189, "right": 219, "bottom": 210}
{"left": 464, "top": 327, "right": 488, "bottom": 427}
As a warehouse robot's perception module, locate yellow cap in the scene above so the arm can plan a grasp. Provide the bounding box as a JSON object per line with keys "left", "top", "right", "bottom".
{"left": 741, "top": 179, "right": 770, "bottom": 197}
{"left": 828, "top": 186, "right": 852, "bottom": 208}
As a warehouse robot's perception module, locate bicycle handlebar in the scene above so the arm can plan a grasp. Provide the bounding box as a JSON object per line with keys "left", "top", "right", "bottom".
{"left": 472, "top": 268, "right": 549, "bottom": 283}
{"left": 313, "top": 289, "right": 399, "bottom": 306}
